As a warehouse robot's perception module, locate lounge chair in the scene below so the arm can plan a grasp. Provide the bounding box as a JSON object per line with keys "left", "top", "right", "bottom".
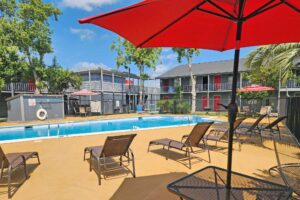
{"left": 148, "top": 122, "right": 214, "bottom": 169}
{"left": 84, "top": 134, "right": 137, "bottom": 185}
{"left": 236, "top": 114, "right": 267, "bottom": 142}
{"left": 201, "top": 118, "right": 246, "bottom": 151}
{"left": 258, "top": 116, "right": 287, "bottom": 139}
{"left": 0, "top": 146, "right": 40, "bottom": 198}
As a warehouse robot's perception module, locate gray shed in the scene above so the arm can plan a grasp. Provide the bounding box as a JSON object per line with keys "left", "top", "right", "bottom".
{"left": 6, "top": 94, "right": 64, "bottom": 122}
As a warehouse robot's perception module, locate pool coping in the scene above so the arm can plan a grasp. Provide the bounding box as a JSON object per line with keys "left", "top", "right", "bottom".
{"left": 0, "top": 115, "right": 223, "bottom": 144}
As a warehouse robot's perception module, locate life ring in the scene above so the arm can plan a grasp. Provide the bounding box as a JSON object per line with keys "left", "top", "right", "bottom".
{"left": 36, "top": 108, "right": 47, "bottom": 121}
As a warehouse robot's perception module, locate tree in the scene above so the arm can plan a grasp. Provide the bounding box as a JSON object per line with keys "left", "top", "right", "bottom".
{"left": 0, "top": 0, "right": 27, "bottom": 89}
{"left": 172, "top": 48, "right": 200, "bottom": 113}
{"left": 45, "top": 58, "right": 81, "bottom": 94}
{"left": 111, "top": 37, "right": 162, "bottom": 104}
{"left": 12, "top": 0, "right": 61, "bottom": 94}
{"left": 245, "top": 43, "right": 300, "bottom": 88}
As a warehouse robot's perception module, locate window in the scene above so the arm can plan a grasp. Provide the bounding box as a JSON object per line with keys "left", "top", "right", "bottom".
{"left": 103, "top": 75, "right": 112, "bottom": 82}
{"left": 81, "top": 74, "right": 89, "bottom": 81}
{"left": 91, "top": 73, "right": 101, "bottom": 81}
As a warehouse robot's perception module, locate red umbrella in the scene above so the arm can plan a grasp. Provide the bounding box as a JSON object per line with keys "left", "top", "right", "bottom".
{"left": 79, "top": 0, "right": 300, "bottom": 189}
{"left": 71, "top": 89, "right": 97, "bottom": 96}
{"left": 238, "top": 85, "right": 275, "bottom": 92}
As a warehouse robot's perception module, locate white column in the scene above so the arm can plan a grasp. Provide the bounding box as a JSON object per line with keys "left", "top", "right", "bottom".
{"left": 88, "top": 69, "right": 91, "bottom": 90}
{"left": 10, "top": 82, "right": 14, "bottom": 97}
{"left": 207, "top": 75, "right": 210, "bottom": 108}
{"left": 112, "top": 72, "right": 115, "bottom": 92}
{"left": 100, "top": 68, "right": 104, "bottom": 92}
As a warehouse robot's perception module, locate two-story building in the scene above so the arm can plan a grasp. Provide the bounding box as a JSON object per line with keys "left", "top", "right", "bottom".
{"left": 0, "top": 66, "right": 160, "bottom": 117}
{"left": 156, "top": 59, "right": 300, "bottom": 112}
{"left": 70, "top": 66, "right": 160, "bottom": 114}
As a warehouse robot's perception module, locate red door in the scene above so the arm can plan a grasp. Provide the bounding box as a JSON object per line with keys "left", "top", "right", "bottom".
{"left": 202, "top": 96, "right": 208, "bottom": 110}
{"left": 213, "top": 95, "right": 221, "bottom": 111}
{"left": 214, "top": 75, "right": 221, "bottom": 91}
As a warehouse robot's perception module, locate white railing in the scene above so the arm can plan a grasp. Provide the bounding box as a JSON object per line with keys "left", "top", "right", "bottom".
{"left": 180, "top": 81, "right": 252, "bottom": 93}
{"left": 283, "top": 80, "right": 300, "bottom": 88}
{"left": 2, "top": 82, "right": 36, "bottom": 93}
{"left": 80, "top": 81, "right": 101, "bottom": 91}
{"left": 114, "top": 83, "right": 123, "bottom": 92}
{"left": 160, "top": 86, "right": 175, "bottom": 93}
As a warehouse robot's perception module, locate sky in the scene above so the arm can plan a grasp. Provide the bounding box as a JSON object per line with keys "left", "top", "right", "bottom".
{"left": 45, "top": 0, "right": 255, "bottom": 86}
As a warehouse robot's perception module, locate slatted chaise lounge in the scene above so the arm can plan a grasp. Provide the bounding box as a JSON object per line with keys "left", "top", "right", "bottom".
{"left": 148, "top": 122, "right": 213, "bottom": 169}
{"left": 84, "top": 134, "right": 137, "bottom": 185}
{"left": 0, "top": 146, "right": 40, "bottom": 199}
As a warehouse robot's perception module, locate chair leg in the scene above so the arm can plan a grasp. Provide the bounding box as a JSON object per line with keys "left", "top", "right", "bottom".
{"left": 205, "top": 141, "right": 211, "bottom": 163}
{"left": 36, "top": 153, "right": 41, "bottom": 165}
{"left": 23, "top": 161, "right": 28, "bottom": 179}
{"left": 89, "top": 153, "right": 93, "bottom": 172}
{"left": 166, "top": 145, "right": 170, "bottom": 160}
{"left": 147, "top": 143, "right": 151, "bottom": 152}
{"left": 119, "top": 156, "right": 122, "bottom": 166}
{"left": 83, "top": 150, "right": 86, "bottom": 161}
{"left": 187, "top": 149, "right": 191, "bottom": 169}
{"left": 97, "top": 158, "right": 101, "bottom": 185}
{"left": 0, "top": 163, "right": 4, "bottom": 179}
{"left": 8, "top": 166, "right": 12, "bottom": 199}
{"left": 131, "top": 153, "right": 136, "bottom": 178}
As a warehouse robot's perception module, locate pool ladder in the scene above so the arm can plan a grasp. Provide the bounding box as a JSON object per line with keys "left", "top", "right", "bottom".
{"left": 47, "top": 124, "right": 61, "bottom": 137}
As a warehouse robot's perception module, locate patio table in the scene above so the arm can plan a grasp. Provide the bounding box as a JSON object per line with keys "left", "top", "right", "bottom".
{"left": 167, "top": 166, "right": 292, "bottom": 200}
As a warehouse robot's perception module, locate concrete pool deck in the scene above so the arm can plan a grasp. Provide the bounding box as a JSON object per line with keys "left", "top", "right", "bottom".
{"left": 0, "top": 116, "right": 298, "bottom": 200}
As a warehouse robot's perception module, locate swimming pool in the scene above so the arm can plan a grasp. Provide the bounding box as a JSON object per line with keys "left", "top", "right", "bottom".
{"left": 0, "top": 116, "right": 217, "bottom": 142}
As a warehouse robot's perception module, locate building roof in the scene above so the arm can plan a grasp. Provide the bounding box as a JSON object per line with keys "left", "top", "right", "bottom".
{"left": 74, "top": 66, "right": 140, "bottom": 79}
{"left": 157, "top": 59, "right": 247, "bottom": 79}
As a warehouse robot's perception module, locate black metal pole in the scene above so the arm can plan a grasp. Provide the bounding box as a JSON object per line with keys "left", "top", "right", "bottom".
{"left": 226, "top": 1, "right": 244, "bottom": 190}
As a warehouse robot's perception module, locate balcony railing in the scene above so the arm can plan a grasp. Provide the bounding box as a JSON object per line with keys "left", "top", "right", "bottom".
{"left": 2, "top": 83, "right": 36, "bottom": 93}
{"left": 160, "top": 86, "right": 176, "bottom": 93}
{"left": 283, "top": 80, "right": 300, "bottom": 89}
{"left": 79, "top": 81, "right": 159, "bottom": 94}
{"left": 1, "top": 81, "right": 159, "bottom": 94}
{"left": 164, "top": 81, "right": 252, "bottom": 93}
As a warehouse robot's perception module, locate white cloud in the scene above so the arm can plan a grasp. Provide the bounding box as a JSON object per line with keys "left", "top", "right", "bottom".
{"left": 152, "top": 63, "right": 172, "bottom": 78}
{"left": 70, "top": 28, "right": 96, "bottom": 41}
{"left": 160, "top": 53, "right": 177, "bottom": 61}
{"left": 62, "top": 0, "right": 118, "bottom": 11}
{"left": 72, "top": 62, "right": 109, "bottom": 71}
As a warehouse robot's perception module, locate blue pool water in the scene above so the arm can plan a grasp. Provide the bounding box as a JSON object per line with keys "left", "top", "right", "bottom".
{"left": 0, "top": 116, "right": 215, "bottom": 142}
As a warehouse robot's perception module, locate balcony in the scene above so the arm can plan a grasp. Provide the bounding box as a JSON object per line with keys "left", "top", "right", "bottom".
{"left": 167, "top": 81, "right": 252, "bottom": 93}
{"left": 281, "top": 80, "right": 300, "bottom": 91}
{"left": 160, "top": 86, "right": 175, "bottom": 93}
{"left": 2, "top": 83, "right": 36, "bottom": 93}
{"left": 79, "top": 81, "right": 160, "bottom": 94}
{"left": 81, "top": 81, "right": 101, "bottom": 91}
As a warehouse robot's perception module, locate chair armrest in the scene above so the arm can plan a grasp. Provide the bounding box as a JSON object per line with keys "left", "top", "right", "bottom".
{"left": 181, "top": 134, "right": 189, "bottom": 142}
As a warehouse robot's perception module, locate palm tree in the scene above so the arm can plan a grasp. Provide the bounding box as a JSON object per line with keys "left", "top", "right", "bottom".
{"left": 245, "top": 43, "right": 300, "bottom": 85}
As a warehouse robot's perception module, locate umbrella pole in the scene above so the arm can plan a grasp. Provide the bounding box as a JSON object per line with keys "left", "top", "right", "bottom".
{"left": 226, "top": 4, "right": 244, "bottom": 190}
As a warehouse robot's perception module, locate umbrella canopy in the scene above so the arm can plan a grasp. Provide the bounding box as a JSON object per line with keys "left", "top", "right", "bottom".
{"left": 238, "top": 85, "right": 275, "bottom": 92}
{"left": 79, "top": 0, "right": 300, "bottom": 50}
{"left": 79, "top": 0, "right": 300, "bottom": 190}
{"left": 71, "top": 89, "right": 97, "bottom": 96}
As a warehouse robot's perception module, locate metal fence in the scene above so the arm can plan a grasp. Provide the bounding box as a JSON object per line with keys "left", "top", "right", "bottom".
{"left": 286, "top": 97, "right": 300, "bottom": 142}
